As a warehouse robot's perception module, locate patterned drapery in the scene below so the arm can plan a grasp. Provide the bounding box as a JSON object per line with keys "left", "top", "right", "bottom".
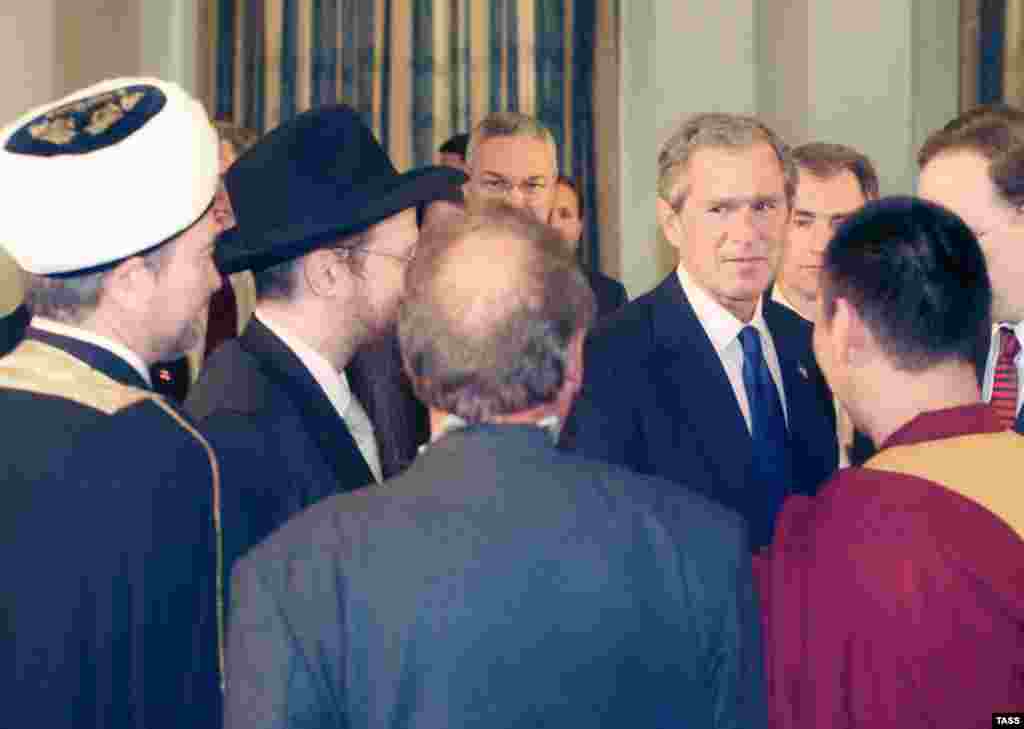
{"left": 204, "top": 0, "right": 612, "bottom": 266}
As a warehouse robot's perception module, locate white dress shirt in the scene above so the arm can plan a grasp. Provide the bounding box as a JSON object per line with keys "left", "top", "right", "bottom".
{"left": 31, "top": 316, "right": 152, "bottom": 387}
{"left": 677, "top": 265, "right": 788, "bottom": 432}
{"left": 255, "top": 310, "right": 383, "bottom": 484}
{"left": 982, "top": 320, "right": 1024, "bottom": 416}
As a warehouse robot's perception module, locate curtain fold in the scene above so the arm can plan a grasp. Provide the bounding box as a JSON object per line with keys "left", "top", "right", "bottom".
{"left": 207, "top": 0, "right": 610, "bottom": 261}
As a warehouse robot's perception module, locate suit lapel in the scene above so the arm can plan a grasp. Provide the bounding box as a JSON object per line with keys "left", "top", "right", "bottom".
{"left": 239, "top": 319, "right": 375, "bottom": 487}
{"left": 650, "top": 275, "right": 752, "bottom": 491}
{"left": 764, "top": 301, "right": 838, "bottom": 492}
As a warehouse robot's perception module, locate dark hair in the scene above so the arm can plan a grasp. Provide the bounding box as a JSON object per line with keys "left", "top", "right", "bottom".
{"left": 439, "top": 132, "right": 469, "bottom": 159}
{"left": 791, "top": 142, "right": 880, "bottom": 200}
{"left": 398, "top": 204, "right": 595, "bottom": 421}
{"left": 252, "top": 230, "right": 367, "bottom": 301}
{"left": 918, "top": 110, "right": 1024, "bottom": 207}
{"left": 556, "top": 174, "right": 584, "bottom": 219}
{"left": 213, "top": 120, "right": 259, "bottom": 155}
{"left": 820, "top": 196, "right": 991, "bottom": 372}
{"left": 939, "top": 103, "right": 1024, "bottom": 134}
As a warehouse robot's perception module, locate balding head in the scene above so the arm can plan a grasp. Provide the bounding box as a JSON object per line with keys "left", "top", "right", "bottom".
{"left": 398, "top": 204, "right": 595, "bottom": 422}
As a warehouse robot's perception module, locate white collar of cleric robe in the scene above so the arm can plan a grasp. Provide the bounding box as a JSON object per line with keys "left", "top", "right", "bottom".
{"left": 417, "top": 414, "right": 562, "bottom": 456}
{"left": 31, "top": 316, "right": 152, "bottom": 387}
{"left": 676, "top": 262, "right": 772, "bottom": 357}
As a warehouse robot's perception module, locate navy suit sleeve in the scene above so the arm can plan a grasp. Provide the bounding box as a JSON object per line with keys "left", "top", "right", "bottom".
{"left": 226, "top": 554, "right": 326, "bottom": 729}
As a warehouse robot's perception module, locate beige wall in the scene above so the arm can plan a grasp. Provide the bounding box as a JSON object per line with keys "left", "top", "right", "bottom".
{"left": 617, "top": 0, "right": 960, "bottom": 297}
{"left": 0, "top": 1, "right": 199, "bottom": 317}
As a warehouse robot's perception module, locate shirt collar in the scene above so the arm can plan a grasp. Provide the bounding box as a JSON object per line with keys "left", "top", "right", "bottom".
{"left": 418, "top": 413, "right": 562, "bottom": 455}
{"left": 880, "top": 404, "right": 1004, "bottom": 451}
{"left": 770, "top": 284, "right": 805, "bottom": 320}
{"left": 30, "top": 316, "right": 152, "bottom": 386}
{"left": 994, "top": 320, "right": 1024, "bottom": 344}
{"left": 254, "top": 309, "right": 352, "bottom": 412}
{"left": 676, "top": 263, "right": 770, "bottom": 355}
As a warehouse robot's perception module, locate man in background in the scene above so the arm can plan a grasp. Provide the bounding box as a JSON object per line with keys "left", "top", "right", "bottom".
{"left": 225, "top": 206, "right": 766, "bottom": 728}
{"left": 760, "top": 196, "right": 1024, "bottom": 726}
{"left": 774, "top": 141, "right": 879, "bottom": 465}
{"left": 438, "top": 131, "right": 468, "bottom": 170}
{"left": 918, "top": 106, "right": 1024, "bottom": 432}
{"left": 463, "top": 111, "right": 558, "bottom": 224}
{"left": 567, "top": 113, "right": 837, "bottom": 550}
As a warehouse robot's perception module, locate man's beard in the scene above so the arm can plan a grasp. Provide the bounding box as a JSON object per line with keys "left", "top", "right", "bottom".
{"left": 161, "top": 313, "right": 205, "bottom": 361}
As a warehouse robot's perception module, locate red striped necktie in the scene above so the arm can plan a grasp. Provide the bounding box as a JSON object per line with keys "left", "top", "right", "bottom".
{"left": 991, "top": 328, "right": 1021, "bottom": 429}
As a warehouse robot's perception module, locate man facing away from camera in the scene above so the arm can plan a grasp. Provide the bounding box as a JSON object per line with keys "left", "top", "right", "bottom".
{"left": 759, "top": 197, "right": 1024, "bottom": 727}
{"left": 224, "top": 205, "right": 767, "bottom": 729}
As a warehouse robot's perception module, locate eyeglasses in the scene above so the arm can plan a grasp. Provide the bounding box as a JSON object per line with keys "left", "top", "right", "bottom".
{"left": 474, "top": 175, "right": 551, "bottom": 200}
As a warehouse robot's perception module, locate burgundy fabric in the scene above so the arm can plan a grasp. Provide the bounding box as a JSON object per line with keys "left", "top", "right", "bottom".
{"left": 204, "top": 277, "right": 238, "bottom": 359}
{"left": 757, "top": 405, "right": 1024, "bottom": 728}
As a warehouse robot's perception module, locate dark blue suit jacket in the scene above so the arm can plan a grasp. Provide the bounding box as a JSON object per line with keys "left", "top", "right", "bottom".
{"left": 185, "top": 318, "right": 376, "bottom": 588}
{"left": 585, "top": 268, "right": 628, "bottom": 319}
{"left": 226, "top": 424, "right": 767, "bottom": 728}
{"left": 566, "top": 274, "right": 838, "bottom": 550}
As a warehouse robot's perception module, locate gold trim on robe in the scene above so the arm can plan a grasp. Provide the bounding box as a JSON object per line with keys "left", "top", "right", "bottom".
{"left": 0, "top": 339, "right": 226, "bottom": 690}
{"left": 866, "top": 431, "right": 1024, "bottom": 539}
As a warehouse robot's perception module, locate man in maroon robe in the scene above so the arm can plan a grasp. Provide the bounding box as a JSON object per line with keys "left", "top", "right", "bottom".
{"left": 759, "top": 196, "right": 1024, "bottom": 728}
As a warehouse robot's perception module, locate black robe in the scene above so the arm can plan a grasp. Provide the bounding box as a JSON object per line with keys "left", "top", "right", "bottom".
{"left": 1, "top": 328, "right": 222, "bottom": 728}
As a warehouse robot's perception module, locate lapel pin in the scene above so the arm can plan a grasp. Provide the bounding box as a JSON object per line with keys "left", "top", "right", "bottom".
{"left": 797, "top": 364, "right": 809, "bottom": 379}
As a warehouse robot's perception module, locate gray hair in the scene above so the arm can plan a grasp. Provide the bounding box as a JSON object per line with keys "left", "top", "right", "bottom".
{"left": 398, "top": 203, "right": 595, "bottom": 421}
{"left": 465, "top": 111, "right": 557, "bottom": 174}
{"left": 658, "top": 112, "right": 797, "bottom": 209}
{"left": 24, "top": 242, "right": 173, "bottom": 324}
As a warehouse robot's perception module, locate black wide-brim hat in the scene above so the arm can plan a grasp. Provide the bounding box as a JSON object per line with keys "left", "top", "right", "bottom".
{"left": 216, "top": 104, "right": 466, "bottom": 274}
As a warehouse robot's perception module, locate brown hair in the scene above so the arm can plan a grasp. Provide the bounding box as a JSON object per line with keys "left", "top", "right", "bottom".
{"left": 791, "top": 142, "right": 880, "bottom": 200}
{"left": 918, "top": 108, "right": 1024, "bottom": 207}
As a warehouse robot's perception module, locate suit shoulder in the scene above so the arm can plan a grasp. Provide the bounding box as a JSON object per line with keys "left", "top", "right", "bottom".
{"left": 765, "top": 300, "right": 813, "bottom": 342}
{"left": 563, "top": 452, "right": 747, "bottom": 546}
{"left": 586, "top": 289, "right": 659, "bottom": 359}
{"left": 186, "top": 340, "right": 271, "bottom": 419}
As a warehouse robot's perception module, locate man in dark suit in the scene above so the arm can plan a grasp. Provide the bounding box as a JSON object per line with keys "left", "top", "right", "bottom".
{"left": 0, "top": 78, "right": 226, "bottom": 727}
{"left": 566, "top": 113, "right": 838, "bottom": 550}
{"left": 185, "top": 105, "right": 465, "bottom": 586}
{"left": 918, "top": 106, "right": 1024, "bottom": 434}
{"left": 225, "top": 205, "right": 767, "bottom": 728}
{"left": 551, "top": 174, "right": 628, "bottom": 318}
{"left": 772, "top": 142, "right": 880, "bottom": 465}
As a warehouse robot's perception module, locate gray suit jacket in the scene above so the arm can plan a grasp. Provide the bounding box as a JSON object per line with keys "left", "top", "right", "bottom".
{"left": 225, "top": 423, "right": 766, "bottom": 729}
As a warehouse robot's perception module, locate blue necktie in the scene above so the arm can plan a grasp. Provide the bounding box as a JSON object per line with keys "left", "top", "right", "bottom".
{"left": 738, "top": 325, "right": 793, "bottom": 548}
